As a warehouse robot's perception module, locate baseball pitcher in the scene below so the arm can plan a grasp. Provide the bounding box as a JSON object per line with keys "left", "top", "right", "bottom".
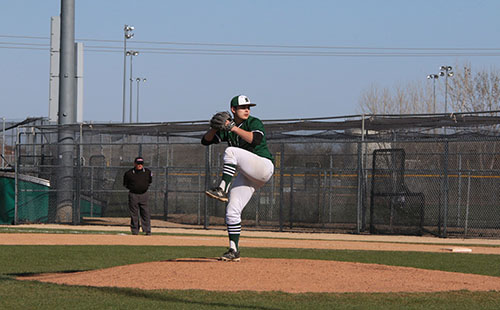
{"left": 202, "top": 95, "right": 274, "bottom": 261}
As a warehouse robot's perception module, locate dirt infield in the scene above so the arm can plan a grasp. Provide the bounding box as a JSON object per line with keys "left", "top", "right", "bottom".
{"left": 5, "top": 223, "right": 500, "bottom": 293}
{"left": 21, "top": 257, "right": 500, "bottom": 293}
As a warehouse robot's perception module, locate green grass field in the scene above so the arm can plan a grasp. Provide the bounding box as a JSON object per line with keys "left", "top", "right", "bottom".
{"left": 1, "top": 236, "right": 500, "bottom": 309}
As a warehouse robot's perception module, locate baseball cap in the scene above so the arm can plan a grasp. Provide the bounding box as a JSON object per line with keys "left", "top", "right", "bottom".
{"left": 230, "top": 95, "right": 256, "bottom": 108}
{"left": 134, "top": 157, "right": 144, "bottom": 164}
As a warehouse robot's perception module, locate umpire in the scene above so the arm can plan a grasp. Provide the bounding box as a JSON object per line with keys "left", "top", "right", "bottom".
{"left": 123, "top": 157, "right": 153, "bottom": 235}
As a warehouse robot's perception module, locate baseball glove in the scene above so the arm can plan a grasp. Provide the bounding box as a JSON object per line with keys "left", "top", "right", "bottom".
{"left": 210, "top": 111, "right": 235, "bottom": 131}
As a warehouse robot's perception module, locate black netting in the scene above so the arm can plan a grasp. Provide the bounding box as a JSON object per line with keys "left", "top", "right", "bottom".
{"left": 3, "top": 113, "right": 500, "bottom": 238}
{"left": 370, "top": 149, "right": 425, "bottom": 235}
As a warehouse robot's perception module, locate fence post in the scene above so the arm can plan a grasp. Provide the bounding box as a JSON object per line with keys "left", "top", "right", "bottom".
{"left": 163, "top": 137, "right": 169, "bottom": 221}
{"left": 90, "top": 166, "right": 94, "bottom": 217}
{"left": 14, "top": 133, "right": 19, "bottom": 225}
{"left": 443, "top": 141, "right": 449, "bottom": 237}
{"left": 163, "top": 165, "right": 169, "bottom": 221}
{"left": 289, "top": 174, "right": 294, "bottom": 229}
{"left": 198, "top": 170, "right": 201, "bottom": 225}
{"left": 73, "top": 143, "right": 81, "bottom": 224}
{"left": 203, "top": 145, "right": 211, "bottom": 229}
{"left": 465, "top": 172, "right": 471, "bottom": 236}
{"left": 329, "top": 155, "right": 333, "bottom": 224}
{"left": 356, "top": 141, "right": 363, "bottom": 234}
{"left": 1, "top": 117, "right": 5, "bottom": 168}
{"left": 317, "top": 170, "right": 322, "bottom": 226}
{"left": 457, "top": 153, "right": 462, "bottom": 227}
{"left": 279, "top": 143, "right": 284, "bottom": 232}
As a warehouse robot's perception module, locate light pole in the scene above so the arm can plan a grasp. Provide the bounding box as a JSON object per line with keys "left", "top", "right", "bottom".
{"left": 136, "top": 78, "right": 147, "bottom": 123}
{"left": 427, "top": 74, "right": 439, "bottom": 114}
{"left": 439, "top": 66, "right": 454, "bottom": 114}
{"left": 439, "top": 65, "right": 453, "bottom": 238}
{"left": 122, "top": 25, "right": 134, "bottom": 123}
{"left": 126, "top": 50, "right": 139, "bottom": 123}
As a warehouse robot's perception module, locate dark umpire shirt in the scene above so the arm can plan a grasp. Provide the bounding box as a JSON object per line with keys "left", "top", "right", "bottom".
{"left": 123, "top": 168, "right": 152, "bottom": 194}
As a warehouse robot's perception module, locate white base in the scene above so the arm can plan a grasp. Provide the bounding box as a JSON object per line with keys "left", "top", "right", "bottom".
{"left": 443, "top": 247, "right": 472, "bottom": 253}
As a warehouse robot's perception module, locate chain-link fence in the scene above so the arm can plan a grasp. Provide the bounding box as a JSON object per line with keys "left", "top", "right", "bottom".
{"left": 3, "top": 113, "right": 500, "bottom": 238}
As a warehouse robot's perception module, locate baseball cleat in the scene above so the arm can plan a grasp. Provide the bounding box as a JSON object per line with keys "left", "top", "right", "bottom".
{"left": 205, "top": 187, "right": 228, "bottom": 202}
{"left": 219, "top": 248, "right": 240, "bottom": 262}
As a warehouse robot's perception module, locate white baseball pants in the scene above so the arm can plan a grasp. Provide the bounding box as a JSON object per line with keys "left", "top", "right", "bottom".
{"left": 223, "top": 147, "right": 274, "bottom": 225}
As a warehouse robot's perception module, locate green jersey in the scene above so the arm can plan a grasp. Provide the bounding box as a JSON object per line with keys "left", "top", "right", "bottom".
{"left": 216, "top": 116, "right": 273, "bottom": 162}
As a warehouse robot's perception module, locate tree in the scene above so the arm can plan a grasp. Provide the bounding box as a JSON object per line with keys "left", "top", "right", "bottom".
{"left": 357, "top": 81, "right": 431, "bottom": 115}
{"left": 449, "top": 63, "right": 500, "bottom": 112}
{"left": 358, "top": 63, "right": 500, "bottom": 115}
{"left": 356, "top": 63, "right": 500, "bottom": 186}
{"left": 447, "top": 64, "right": 500, "bottom": 171}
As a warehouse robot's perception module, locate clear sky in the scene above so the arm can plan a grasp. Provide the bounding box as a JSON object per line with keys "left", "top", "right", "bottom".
{"left": 2, "top": 0, "right": 500, "bottom": 123}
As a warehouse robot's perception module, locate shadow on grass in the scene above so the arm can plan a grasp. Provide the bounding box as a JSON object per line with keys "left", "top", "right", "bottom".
{"left": 9, "top": 269, "right": 90, "bottom": 277}
{"left": 0, "top": 274, "right": 281, "bottom": 310}
{"left": 90, "top": 286, "right": 282, "bottom": 310}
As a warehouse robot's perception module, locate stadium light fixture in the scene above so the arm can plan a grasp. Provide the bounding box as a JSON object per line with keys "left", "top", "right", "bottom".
{"left": 126, "top": 50, "right": 139, "bottom": 57}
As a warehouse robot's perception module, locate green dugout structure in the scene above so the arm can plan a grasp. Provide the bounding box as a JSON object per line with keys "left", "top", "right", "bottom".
{"left": 0, "top": 171, "right": 103, "bottom": 224}
{"left": 0, "top": 171, "right": 50, "bottom": 224}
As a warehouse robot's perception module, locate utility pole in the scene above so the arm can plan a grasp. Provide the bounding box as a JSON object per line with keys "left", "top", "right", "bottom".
{"left": 55, "top": 0, "right": 76, "bottom": 223}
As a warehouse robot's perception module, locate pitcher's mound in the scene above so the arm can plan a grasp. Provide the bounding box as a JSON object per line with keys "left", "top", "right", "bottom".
{"left": 20, "top": 258, "right": 500, "bottom": 293}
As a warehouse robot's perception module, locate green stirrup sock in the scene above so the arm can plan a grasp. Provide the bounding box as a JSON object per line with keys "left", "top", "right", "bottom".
{"left": 227, "top": 223, "right": 241, "bottom": 251}
{"left": 220, "top": 164, "right": 236, "bottom": 192}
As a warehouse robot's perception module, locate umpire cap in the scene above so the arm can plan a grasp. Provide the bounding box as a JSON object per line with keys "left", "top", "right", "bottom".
{"left": 134, "top": 157, "right": 144, "bottom": 164}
